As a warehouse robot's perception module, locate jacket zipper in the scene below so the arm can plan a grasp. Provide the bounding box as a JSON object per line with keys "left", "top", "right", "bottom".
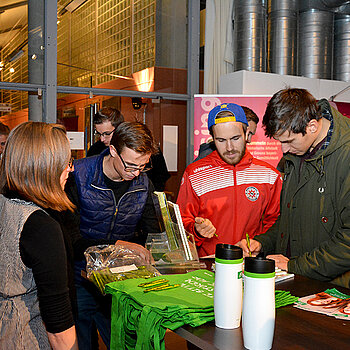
{"left": 91, "top": 184, "right": 145, "bottom": 240}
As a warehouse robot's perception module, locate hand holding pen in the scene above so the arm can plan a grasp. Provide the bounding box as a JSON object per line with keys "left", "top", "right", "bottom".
{"left": 236, "top": 235, "right": 262, "bottom": 257}
{"left": 194, "top": 217, "right": 218, "bottom": 238}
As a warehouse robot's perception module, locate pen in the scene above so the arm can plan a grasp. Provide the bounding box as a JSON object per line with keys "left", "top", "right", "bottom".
{"left": 246, "top": 233, "right": 252, "bottom": 257}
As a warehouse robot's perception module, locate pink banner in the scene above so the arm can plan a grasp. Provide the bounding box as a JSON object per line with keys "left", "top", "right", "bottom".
{"left": 334, "top": 101, "right": 350, "bottom": 119}
{"left": 194, "top": 95, "right": 283, "bottom": 168}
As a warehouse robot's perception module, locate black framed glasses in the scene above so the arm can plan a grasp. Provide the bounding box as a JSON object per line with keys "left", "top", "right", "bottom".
{"left": 94, "top": 128, "right": 115, "bottom": 137}
{"left": 117, "top": 152, "right": 152, "bottom": 173}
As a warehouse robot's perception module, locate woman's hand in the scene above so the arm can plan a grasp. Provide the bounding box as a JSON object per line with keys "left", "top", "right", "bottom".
{"left": 47, "top": 325, "right": 78, "bottom": 350}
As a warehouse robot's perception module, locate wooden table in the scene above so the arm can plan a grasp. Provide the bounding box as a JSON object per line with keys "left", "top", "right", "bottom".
{"left": 174, "top": 275, "right": 350, "bottom": 350}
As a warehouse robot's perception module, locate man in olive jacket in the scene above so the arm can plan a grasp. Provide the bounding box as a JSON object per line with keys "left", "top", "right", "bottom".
{"left": 238, "top": 88, "right": 350, "bottom": 288}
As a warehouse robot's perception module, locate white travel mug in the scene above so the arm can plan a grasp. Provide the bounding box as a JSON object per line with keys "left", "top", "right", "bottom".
{"left": 242, "top": 257, "right": 275, "bottom": 350}
{"left": 214, "top": 244, "right": 243, "bottom": 329}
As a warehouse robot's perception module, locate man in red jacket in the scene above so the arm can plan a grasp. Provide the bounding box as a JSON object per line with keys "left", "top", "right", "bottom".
{"left": 177, "top": 103, "right": 282, "bottom": 257}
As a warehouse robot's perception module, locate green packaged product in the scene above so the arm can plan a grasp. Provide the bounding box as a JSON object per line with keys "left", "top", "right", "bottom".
{"left": 84, "top": 244, "right": 160, "bottom": 295}
{"left": 89, "top": 265, "right": 159, "bottom": 294}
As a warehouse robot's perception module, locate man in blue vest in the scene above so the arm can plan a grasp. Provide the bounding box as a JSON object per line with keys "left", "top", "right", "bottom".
{"left": 66, "top": 121, "right": 161, "bottom": 349}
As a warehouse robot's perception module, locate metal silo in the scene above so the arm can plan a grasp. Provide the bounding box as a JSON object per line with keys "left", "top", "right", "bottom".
{"left": 298, "top": 7, "right": 334, "bottom": 79}
{"left": 267, "top": 0, "right": 298, "bottom": 75}
{"left": 334, "top": 5, "right": 350, "bottom": 81}
{"left": 234, "top": 0, "right": 267, "bottom": 72}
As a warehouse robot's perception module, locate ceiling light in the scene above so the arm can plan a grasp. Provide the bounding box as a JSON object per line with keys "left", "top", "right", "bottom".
{"left": 9, "top": 68, "right": 15, "bottom": 73}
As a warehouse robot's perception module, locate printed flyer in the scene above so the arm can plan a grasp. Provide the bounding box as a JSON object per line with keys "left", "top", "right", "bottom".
{"left": 294, "top": 288, "right": 350, "bottom": 321}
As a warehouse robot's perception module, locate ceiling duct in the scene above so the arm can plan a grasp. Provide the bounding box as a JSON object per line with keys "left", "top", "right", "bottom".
{"left": 334, "top": 11, "right": 350, "bottom": 81}
{"left": 321, "top": 0, "right": 350, "bottom": 8}
{"left": 298, "top": 7, "right": 334, "bottom": 79}
{"left": 233, "top": 0, "right": 267, "bottom": 72}
{"left": 267, "top": 0, "right": 298, "bottom": 75}
{"left": 299, "top": 0, "right": 333, "bottom": 12}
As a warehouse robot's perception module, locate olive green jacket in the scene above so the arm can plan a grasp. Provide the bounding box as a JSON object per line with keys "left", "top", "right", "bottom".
{"left": 256, "top": 99, "right": 350, "bottom": 288}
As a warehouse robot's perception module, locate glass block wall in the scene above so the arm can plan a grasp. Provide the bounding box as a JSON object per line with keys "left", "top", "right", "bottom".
{"left": 96, "top": 0, "right": 132, "bottom": 84}
{"left": 57, "top": 11, "right": 71, "bottom": 87}
{"left": 71, "top": 0, "right": 96, "bottom": 87}
{"left": 133, "top": 0, "right": 156, "bottom": 73}
{"left": 1, "top": 28, "right": 28, "bottom": 113}
{"left": 62, "top": 0, "right": 156, "bottom": 87}
{"left": 1, "top": 0, "right": 157, "bottom": 111}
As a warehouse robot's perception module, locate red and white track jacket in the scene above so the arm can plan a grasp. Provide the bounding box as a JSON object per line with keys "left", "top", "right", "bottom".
{"left": 176, "top": 150, "right": 282, "bottom": 257}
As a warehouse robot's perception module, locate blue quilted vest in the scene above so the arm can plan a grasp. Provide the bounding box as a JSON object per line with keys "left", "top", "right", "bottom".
{"left": 73, "top": 149, "right": 150, "bottom": 282}
{"left": 73, "top": 148, "right": 150, "bottom": 240}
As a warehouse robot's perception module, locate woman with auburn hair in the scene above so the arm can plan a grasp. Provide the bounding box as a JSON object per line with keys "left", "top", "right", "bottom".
{"left": 0, "top": 122, "right": 78, "bottom": 349}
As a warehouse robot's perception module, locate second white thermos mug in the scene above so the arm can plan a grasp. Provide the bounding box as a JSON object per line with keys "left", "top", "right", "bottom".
{"left": 214, "top": 243, "right": 243, "bottom": 329}
{"left": 242, "top": 257, "right": 276, "bottom": 350}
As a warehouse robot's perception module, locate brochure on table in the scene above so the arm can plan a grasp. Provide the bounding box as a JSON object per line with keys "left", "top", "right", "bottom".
{"left": 294, "top": 288, "right": 350, "bottom": 321}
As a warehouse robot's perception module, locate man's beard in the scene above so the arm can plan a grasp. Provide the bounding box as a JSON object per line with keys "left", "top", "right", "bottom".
{"left": 219, "top": 144, "right": 246, "bottom": 165}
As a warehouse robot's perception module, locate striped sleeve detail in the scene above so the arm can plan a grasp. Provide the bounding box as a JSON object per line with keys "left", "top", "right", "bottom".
{"left": 189, "top": 167, "right": 234, "bottom": 197}
{"left": 236, "top": 164, "right": 279, "bottom": 185}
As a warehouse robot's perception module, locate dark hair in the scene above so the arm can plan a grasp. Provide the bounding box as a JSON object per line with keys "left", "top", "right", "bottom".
{"left": 242, "top": 106, "right": 259, "bottom": 124}
{"left": 93, "top": 107, "right": 124, "bottom": 128}
{"left": 110, "top": 121, "right": 157, "bottom": 155}
{"left": 209, "top": 111, "right": 247, "bottom": 137}
{"left": 262, "top": 88, "right": 321, "bottom": 138}
{"left": 0, "top": 122, "right": 10, "bottom": 136}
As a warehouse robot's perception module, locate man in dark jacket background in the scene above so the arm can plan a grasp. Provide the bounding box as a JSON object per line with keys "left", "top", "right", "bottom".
{"left": 238, "top": 88, "right": 350, "bottom": 288}
{"left": 87, "top": 107, "right": 170, "bottom": 191}
{"left": 66, "top": 121, "right": 161, "bottom": 349}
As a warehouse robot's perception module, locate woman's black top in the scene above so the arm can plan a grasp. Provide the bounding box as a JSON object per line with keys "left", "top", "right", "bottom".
{"left": 19, "top": 210, "right": 74, "bottom": 333}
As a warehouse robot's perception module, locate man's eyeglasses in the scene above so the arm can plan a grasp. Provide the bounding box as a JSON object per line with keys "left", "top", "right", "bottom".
{"left": 117, "top": 152, "right": 152, "bottom": 173}
{"left": 94, "top": 129, "right": 115, "bottom": 137}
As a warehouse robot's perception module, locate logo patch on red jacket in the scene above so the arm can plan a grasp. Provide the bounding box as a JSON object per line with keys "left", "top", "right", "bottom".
{"left": 245, "top": 186, "right": 259, "bottom": 201}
